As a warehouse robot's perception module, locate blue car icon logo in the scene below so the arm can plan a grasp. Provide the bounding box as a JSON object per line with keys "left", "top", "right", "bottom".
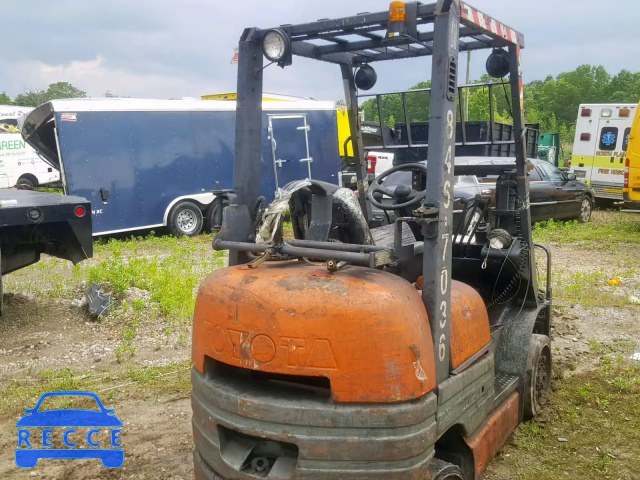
{"left": 15, "top": 391, "right": 123, "bottom": 469}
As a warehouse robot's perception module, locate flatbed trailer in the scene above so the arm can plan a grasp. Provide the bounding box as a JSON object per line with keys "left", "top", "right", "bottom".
{"left": 0, "top": 189, "right": 92, "bottom": 313}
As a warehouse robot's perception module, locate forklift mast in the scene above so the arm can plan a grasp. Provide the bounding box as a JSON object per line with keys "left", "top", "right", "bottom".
{"left": 230, "top": 0, "right": 535, "bottom": 385}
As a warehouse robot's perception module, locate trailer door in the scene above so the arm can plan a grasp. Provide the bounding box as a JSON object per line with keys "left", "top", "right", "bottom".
{"left": 268, "top": 115, "right": 313, "bottom": 191}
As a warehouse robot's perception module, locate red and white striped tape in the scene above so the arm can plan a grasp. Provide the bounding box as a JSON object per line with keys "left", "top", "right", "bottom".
{"left": 460, "top": 3, "right": 520, "bottom": 45}
{"left": 517, "top": 46, "right": 524, "bottom": 110}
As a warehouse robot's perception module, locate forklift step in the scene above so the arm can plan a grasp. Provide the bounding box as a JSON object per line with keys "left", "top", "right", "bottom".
{"left": 493, "top": 373, "right": 519, "bottom": 410}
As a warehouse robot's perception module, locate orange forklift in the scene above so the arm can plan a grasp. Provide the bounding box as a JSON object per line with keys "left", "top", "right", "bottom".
{"left": 191, "top": 1, "right": 553, "bottom": 479}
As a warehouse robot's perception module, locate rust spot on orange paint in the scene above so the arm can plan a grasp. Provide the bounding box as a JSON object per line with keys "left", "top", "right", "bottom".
{"left": 276, "top": 275, "right": 349, "bottom": 295}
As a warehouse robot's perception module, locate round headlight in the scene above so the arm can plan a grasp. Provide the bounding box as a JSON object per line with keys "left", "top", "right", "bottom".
{"left": 486, "top": 48, "right": 510, "bottom": 79}
{"left": 263, "top": 29, "right": 288, "bottom": 62}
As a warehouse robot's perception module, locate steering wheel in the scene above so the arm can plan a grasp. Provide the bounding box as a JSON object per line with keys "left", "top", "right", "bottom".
{"left": 366, "top": 163, "right": 428, "bottom": 211}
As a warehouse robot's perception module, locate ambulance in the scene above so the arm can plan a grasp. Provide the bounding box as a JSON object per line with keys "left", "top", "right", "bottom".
{"left": 623, "top": 102, "right": 640, "bottom": 212}
{"left": 0, "top": 106, "right": 60, "bottom": 188}
{"left": 570, "top": 103, "right": 636, "bottom": 206}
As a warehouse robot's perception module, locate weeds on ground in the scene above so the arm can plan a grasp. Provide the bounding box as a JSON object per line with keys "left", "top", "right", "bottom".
{"left": 283, "top": 221, "right": 294, "bottom": 238}
{"left": 551, "top": 268, "right": 639, "bottom": 307}
{"left": 115, "top": 315, "right": 139, "bottom": 363}
{"left": 34, "top": 187, "right": 63, "bottom": 194}
{"left": 588, "top": 339, "right": 637, "bottom": 356}
{"left": 533, "top": 212, "right": 640, "bottom": 248}
{"left": 0, "top": 362, "right": 191, "bottom": 417}
{"left": 491, "top": 359, "right": 640, "bottom": 479}
{"left": 89, "top": 233, "right": 223, "bottom": 323}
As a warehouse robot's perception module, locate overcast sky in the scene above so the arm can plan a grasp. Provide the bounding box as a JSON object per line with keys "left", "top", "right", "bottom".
{"left": 3, "top": 1, "right": 639, "bottom": 102}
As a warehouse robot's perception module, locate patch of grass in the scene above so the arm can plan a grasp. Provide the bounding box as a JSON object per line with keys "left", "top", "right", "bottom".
{"left": 589, "top": 339, "right": 609, "bottom": 355}
{"left": 115, "top": 319, "right": 139, "bottom": 363}
{"left": 490, "top": 361, "right": 640, "bottom": 479}
{"left": 553, "top": 269, "right": 637, "bottom": 307}
{"left": 4, "top": 231, "right": 224, "bottom": 325}
{"left": 34, "top": 186, "right": 63, "bottom": 194}
{"left": 0, "top": 362, "right": 191, "bottom": 417}
{"left": 115, "top": 344, "right": 136, "bottom": 363}
{"left": 589, "top": 339, "right": 637, "bottom": 356}
{"left": 283, "top": 221, "right": 294, "bottom": 238}
{"left": 86, "top": 235, "right": 224, "bottom": 323}
{"left": 132, "top": 298, "right": 147, "bottom": 312}
{"left": 533, "top": 212, "right": 640, "bottom": 248}
{"left": 93, "top": 230, "right": 206, "bottom": 255}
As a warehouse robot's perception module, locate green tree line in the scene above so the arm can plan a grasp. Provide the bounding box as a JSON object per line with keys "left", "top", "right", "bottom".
{"left": 3, "top": 65, "right": 640, "bottom": 148}
{"left": 361, "top": 65, "right": 640, "bottom": 149}
{"left": 0, "top": 82, "right": 87, "bottom": 107}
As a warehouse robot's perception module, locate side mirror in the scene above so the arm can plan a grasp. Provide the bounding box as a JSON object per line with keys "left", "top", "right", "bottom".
{"left": 566, "top": 173, "right": 577, "bottom": 181}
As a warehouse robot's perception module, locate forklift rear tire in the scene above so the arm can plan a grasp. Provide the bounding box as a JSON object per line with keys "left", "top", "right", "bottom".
{"left": 168, "top": 201, "right": 204, "bottom": 237}
{"left": 428, "top": 458, "right": 465, "bottom": 480}
{"left": 523, "top": 334, "right": 552, "bottom": 420}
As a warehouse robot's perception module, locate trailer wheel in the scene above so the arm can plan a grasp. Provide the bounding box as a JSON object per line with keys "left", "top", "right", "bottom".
{"left": 428, "top": 458, "right": 464, "bottom": 480}
{"left": 524, "top": 334, "right": 552, "bottom": 420}
{"left": 168, "top": 201, "right": 204, "bottom": 237}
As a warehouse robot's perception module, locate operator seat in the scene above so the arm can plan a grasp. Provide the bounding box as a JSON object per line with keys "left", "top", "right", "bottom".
{"left": 284, "top": 180, "right": 413, "bottom": 249}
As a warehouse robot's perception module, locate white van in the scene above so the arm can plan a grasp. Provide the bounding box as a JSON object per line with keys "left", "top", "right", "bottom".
{"left": 0, "top": 106, "right": 60, "bottom": 188}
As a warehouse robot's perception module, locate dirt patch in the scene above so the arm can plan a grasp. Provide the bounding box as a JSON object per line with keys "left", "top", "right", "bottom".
{"left": 0, "top": 395, "right": 194, "bottom": 479}
{"left": 0, "top": 295, "right": 190, "bottom": 383}
{"left": 550, "top": 308, "right": 590, "bottom": 371}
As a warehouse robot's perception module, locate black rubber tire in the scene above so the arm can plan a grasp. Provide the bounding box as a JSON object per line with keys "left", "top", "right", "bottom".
{"left": 205, "top": 198, "right": 229, "bottom": 233}
{"left": 578, "top": 195, "right": 593, "bottom": 223}
{"left": 167, "top": 201, "right": 204, "bottom": 237}
{"left": 523, "top": 334, "right": 552, "bottom": 420}
{"left": 428, "top": 458, "right": 465, "bottom": 480}
{"left": 16, "top": 175, "right": 36, "bottom": 187}
{"left": 193, "top": 451, "right": 226, "bottom": 480}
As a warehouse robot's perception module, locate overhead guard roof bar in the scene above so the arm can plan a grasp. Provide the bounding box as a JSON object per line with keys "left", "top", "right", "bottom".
{"left": 280, "top": 2, "right": 523, "bottom": 65}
